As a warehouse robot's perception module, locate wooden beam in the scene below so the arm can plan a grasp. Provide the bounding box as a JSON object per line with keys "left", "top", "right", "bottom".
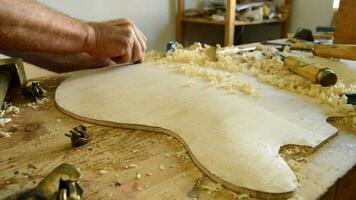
{"left": 177, "top": 0, "right": 185, "bottom": 45}
{"left": 335, "top": 0, "right": 356, "bottom": 44}
{"left": 224, "top": 0, "right": 236, "bottom": 47}
{"left": 282, "top": 0, "right": 292, "bottom": 38}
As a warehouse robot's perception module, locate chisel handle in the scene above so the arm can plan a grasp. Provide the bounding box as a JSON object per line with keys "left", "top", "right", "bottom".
{"left": 284, "top": 56, "right": 337, "bottom": 86}
{"left": 314, "top": 44, "right": 356, "bottom": 61}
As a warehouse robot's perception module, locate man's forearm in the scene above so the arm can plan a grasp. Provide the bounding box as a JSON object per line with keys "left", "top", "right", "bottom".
{"left": 0, "top": 0, "right": 94, "bottom": 54}
{"left": 1, "top": 51, "right": 113, "bottom": 72}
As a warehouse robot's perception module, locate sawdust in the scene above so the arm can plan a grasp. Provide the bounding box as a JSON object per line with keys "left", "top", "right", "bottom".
{"left": 185, "top": 80, "right": 195, "bottom": 87}
{"left": 192, "top": 176, "right": 259, "bottom": 200}
{"left": 99, "top": 169, "right": 108, "bottom": 175}
{"left": 136, "top": 172, "right": 141, "bottom": 180}
{"left": 159, "top": 164, "right": 165, "bottom": 170}
{"left": 25, "top": 97, "right": 50, "bottom": 110}
{"left": 163, "top": 153, "right": 171, "bottom": 157}
{"left": 124, "top": 164, "right": 138, "bottom": 169}
{"left": 146, "top": 43, "right": 356, "bottom": 122}
{"left": 280, "top": 145, "right": 311, "bottom": 182}
{"left": 0, "top": 103, "right": 21, "bottom": 137}
{"left": 331, "top": 115, "right": 356, "bottom": 130}
{"left": 0, "top": 131, "right": 12, "bottom": 138}
{"left": 147, "top": 43, "right": 258, "bottom": 96}
{"left": 0, "top": 118, "right": 12, "bottom": 127}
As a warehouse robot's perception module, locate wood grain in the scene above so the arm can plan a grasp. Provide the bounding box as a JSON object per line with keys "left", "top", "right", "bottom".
{"left": 0, "top": 71, "right": 355, "bottom": 200}
{"left": 334, "top": 0, "right": 356, "bottom": 44}
{"left": 224, "top": 0, "right": 236, "bottom": 46}
{"left": 314, "top": 44, "right": 356, "bottom": 61}
{"left": 176, "top": 0, "right": 185, "bottom": 45}
{"left": 55, "top": 63, "right": 339, "bottom": 199}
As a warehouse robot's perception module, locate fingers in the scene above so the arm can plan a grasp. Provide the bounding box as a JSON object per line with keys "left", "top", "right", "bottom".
{"left": 118, "top": 25, "right": 145, "bottom": 63}
{"left": 132, "top": 36, "right": 143, "bottom": 62}
{"left": 135, "top": 28, "right": 147, "bottom": 52}
{"left": 108, "top": 19, "right": 147, "bottom": 53}
{"left": 88, "top": 19, "right": 147, "bottom": 64}
{"left": 114, "top": 35, "right": 142, "bottom": 64}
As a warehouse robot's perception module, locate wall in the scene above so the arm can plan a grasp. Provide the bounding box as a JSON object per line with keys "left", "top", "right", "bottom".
{"left": 289, "top": 0, "right": 335, "bottom": 33}
{"left": 185, "top": 0, "right": 337, "bottom": 46}
{"left": 39, "top": 0, "right": 337, "bottom": 49}
{"left": 39, "top": 0, "right": 176, "bottom": 51}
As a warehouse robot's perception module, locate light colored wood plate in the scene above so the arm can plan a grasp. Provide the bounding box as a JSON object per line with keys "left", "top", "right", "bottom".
{"left": 55, "top": 63, "right": 337, "bottom": 199}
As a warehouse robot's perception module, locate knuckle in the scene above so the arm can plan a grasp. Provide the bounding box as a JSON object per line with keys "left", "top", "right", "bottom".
{"left": 123, "top": 40, "right": 132, "bottom": 51}
{"left": 125, "top": 27, "right": 135, "bottom": 38}
{"left": 123, "top": 18, "right": 133, "bottom": 24}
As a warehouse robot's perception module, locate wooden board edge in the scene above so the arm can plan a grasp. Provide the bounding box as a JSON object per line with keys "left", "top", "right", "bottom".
{"left": 54, "top": 98, "right": 296, "bottom": 200}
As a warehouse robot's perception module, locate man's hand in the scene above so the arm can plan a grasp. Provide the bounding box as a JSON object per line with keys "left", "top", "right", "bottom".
{"left": 87, "top": 19, "right": 147, "bottom": 64}
{"left": 0, "top": 0, "right": 147, "bottom": 71}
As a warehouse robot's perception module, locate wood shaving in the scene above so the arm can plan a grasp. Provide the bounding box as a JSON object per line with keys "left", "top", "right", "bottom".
{"left": 195, "top": 176, "right": 259, "bottom": 199}
{"left": 145, "top": 172, "right": 153, "bottom": 176}
{"left": 163, "top": 153, "right": 171, "bottom": 157}
{"left": 185, "top": 80, "right": 195, "bottom": 87}
{"left": 201, "top": 182, "right": 223, "bottom": 195}
{"left": 331, "top": 115, "right": 356, "bottom": 129}
{"left": 124, "top": 164, "right": 138, "bottom": 169}
{"left": 159, "top": 164, "right": 165, "bottom": 170}
{"left": 136, "top": 172, "right": 141, "bottom": 180}
{"left": 5, "top": 106, "right": 20, "bottom": 115}
{"left": 26, "top": 97, "right": 50, "bottom": 110}
{"left": 0, "top": 131, "right": 12, "bottom": 138}
{"left": 0, "top": 118, "right": 12, "bottom": 127}
{"left": 176, "top": 149, "right": 187, "bottom": 158}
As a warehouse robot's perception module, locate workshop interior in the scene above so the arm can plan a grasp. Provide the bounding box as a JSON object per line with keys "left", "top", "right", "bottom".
{"left": 0, "top": 0, "right": 355, "bottom": 200}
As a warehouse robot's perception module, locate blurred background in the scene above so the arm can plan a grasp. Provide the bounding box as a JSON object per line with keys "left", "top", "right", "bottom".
{"left": 38, "top": 0, "right": 339, "bottom": 51}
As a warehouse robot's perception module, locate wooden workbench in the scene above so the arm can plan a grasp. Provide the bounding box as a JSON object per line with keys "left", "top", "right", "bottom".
{"left": 0, "top": 67, "right": 355, "bottom": 200}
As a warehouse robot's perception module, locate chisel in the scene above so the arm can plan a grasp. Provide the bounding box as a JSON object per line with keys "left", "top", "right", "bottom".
{"left": 278, "top": 54, "right": 338, "bottom": 87}
{"left": 262, "top": 40, "right": 356, "bottom": 61}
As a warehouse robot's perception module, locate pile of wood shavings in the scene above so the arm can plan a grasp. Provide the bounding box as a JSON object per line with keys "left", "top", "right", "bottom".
{"left": 146, "top": 43, "right": 356, "bottom": 127}
{"left": 280, "top": 145, "right": 311, "bottom": 182}
{"left": 146, "top": 43, "right": 257, "bottom": 96}
{"left": 0, "top": 103, "right": 20, "bottom": 127}
{"left": 331, "top": 115, "right": 356, "bottom": 130}
{"left": 25, "top": 97, "right": 50, "bottom": 110}
{"left": 0, "top": 103, "right": 20, "bottom": 137}
{"left": 192, "top": 175, "right": 259, "bottom": 200}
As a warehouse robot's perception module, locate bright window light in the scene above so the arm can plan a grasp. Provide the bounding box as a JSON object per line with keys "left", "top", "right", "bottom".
{"left": 333, "top": 0, "right": 340, "bottom": 9}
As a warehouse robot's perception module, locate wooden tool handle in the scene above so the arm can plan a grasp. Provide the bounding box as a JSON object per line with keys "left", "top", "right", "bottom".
{"left": 284, "top": 57, "right": 320, "bottom": 82}
{"left": 314, "top": 44, "right": 356, "bottom": 61}
{"left": 284, "top": 56, "right": 337, "bottom": 86}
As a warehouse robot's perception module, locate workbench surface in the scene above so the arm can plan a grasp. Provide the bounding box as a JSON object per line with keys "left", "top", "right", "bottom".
{"left": 0, "top": 69, "right": 355, "bottom": 200}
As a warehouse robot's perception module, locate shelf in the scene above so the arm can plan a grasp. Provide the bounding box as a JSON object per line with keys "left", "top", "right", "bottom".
{"left": 181, "top": 17, "right": 286, "bottom": 26}
{"left": 177, "top": 0, "right": 292, "bottom": 47}
{"left": 181, "top": 17, "right": 225, "bottom": 25}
